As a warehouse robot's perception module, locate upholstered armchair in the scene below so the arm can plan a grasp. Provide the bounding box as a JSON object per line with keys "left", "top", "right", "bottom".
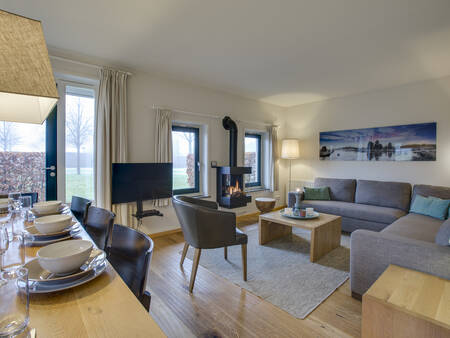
{"left": 172, "top": 195, "right": 248, "bottom": 292}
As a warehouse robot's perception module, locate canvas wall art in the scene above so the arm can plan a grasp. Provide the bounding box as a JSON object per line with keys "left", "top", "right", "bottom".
{"left": 319, "top": 122, "right": 436, "bottom": 161}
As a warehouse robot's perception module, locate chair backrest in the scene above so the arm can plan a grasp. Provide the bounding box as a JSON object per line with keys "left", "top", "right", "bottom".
{"left": 172, "top": 195, "right": 236, "bottom": 249}
{"left": 107, "top": 224, "right": 153, "bottom": 305}
{"left": 70, "top": 196, "right": 92, "bottom": 225}
{"left": 85, "top": 206, "right": 115, "bottom": 250}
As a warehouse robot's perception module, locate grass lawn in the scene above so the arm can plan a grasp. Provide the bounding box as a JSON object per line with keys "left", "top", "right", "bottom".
{"left": 173, "top": 168, "right": 192, "bottom": 191}
{"left": 66, "top": 168, "right": 94, "bottom": 202}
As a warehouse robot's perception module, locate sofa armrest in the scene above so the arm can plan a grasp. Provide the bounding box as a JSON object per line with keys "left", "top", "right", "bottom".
{"left": 350, "top": 229, "right": 450, "bottom": 296}
{"left": 287, "top": 191, "right": 304, "bottom": 208}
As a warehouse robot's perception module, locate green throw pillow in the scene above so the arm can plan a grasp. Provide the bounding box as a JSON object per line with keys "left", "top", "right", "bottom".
{"left": 304, "top": 187, "right": 331, "bottom": 201}
{"left": 410, "top": 194, "right": 450, "bottom": 220}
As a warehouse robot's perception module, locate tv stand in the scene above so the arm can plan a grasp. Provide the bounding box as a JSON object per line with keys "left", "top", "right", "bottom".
{"left": 133, "top": 200, "right": 164, "bottom": 226}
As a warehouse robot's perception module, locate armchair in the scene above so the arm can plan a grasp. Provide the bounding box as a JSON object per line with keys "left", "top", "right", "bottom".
{"left": 172, "top": 195, "right": 248, "bottom": 292}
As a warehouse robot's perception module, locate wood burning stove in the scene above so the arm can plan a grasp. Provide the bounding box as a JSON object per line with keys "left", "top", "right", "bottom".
{"left": 216, "top": 117, "right": 252, "bottom": 208}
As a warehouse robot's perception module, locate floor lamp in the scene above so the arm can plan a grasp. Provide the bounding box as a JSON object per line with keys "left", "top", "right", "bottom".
{"left": 281, "top": 139, "right": 300, "bottom": 193}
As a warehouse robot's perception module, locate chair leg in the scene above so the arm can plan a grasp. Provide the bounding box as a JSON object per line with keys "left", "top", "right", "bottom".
{"left": 180, "top": 242, "right": 189, "bottom": 266}
{"left": 224, "top": 246, "right": 228, "bottom": 260}
{"left": 189, "top": 248, "right": 201, "bottom": 293}
{"left": 241, "top": 244, "right": 247, "bottom": 282}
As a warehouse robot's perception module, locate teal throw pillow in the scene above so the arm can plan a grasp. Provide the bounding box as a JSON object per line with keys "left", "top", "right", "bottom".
{"left": 304, "top": 187, "right": 331, "bottom": 201}
{"left": 410, "top": 194, "right": 450, "bottom": 220}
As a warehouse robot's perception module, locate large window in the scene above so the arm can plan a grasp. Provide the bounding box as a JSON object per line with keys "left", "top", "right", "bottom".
{"left": 172, "top": 125, "right": 200, "bottom": 194}
{"left": 65, "top": 85, "right": 95, "bottom": 203}
{"left": 244, "top": 133, "right": 261, "bottom": 187}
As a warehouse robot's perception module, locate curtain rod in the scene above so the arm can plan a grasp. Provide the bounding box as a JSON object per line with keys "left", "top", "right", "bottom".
{"left": 49, "top": 55, "right": 133, "bottom": 76}
{"left": 152, "top": 104, "right": 276, "bottom": 127}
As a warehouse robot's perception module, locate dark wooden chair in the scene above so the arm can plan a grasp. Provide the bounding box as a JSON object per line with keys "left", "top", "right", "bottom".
{"left": 107, "top": 224, "right": 154, "bottom": 311}
{"left": 70, "top": 196, "right": 92, "bottom": 225}
{"left": 84, "top": 206, "right": 115, "bottom": 251}
{"left": 172, "top": 195, "right": 248, "bottom": 293}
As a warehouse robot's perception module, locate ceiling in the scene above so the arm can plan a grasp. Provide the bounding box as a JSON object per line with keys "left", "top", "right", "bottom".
{"left": 2, "top": 0, "right": 450, "bottom": 107}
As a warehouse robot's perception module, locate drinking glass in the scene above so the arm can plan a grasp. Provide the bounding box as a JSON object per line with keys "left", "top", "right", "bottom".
{"left": 8, "top": 193, "right": 22, "bottom": 213}
{"left": 0, "top": 225, "right": 8, "bottom": 271}
{"left": 19, "top": 196, "right": 32, "bottom": 224}
{"left": 0, "top": 267, "right": 29, "bottom": 336}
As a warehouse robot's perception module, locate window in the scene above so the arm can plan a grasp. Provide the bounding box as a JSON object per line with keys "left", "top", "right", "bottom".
{"left": 244, "top": 133, "right": 261, "bottom": 187}
{"left": 65, "top": 85, "right": 95, "bottom": 203}
{"left": 172, "top": 125, "right": 200, "bottom": 194}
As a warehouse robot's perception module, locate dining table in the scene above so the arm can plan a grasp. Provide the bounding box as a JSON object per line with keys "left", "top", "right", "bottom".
{"left": 1, "top": 210, "right": 166, "bottom": 338}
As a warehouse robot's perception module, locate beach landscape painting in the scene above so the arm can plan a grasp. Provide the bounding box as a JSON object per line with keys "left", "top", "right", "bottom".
{"left": 319, "top": 122, "right": 436, "bottom": 161}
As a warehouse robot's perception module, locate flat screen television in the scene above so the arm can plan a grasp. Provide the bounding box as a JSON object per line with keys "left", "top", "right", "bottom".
{"left": 111, "top": 163, "right": 173, "bottom": 205}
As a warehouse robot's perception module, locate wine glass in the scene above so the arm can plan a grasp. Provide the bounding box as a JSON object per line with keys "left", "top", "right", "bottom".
{"left": 8, "top": 192, "right": 22, "bottom": 213}
{"left": 0, "top": 224, "right": 9, "bottom": 271}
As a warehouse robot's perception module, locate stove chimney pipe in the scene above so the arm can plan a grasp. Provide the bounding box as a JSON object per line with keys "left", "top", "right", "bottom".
{"left": 222, "top": 116, "right": 238, "bottom": 167}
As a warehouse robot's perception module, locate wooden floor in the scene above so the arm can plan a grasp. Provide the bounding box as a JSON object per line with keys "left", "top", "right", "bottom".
{"left": 148, "top": 214, "right": 362, "bottom": 338}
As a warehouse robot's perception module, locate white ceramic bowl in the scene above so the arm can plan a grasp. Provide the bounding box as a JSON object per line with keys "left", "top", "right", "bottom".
{"left": 34, "top": 214, "right": 73, "bottom": 234}
{"left": 33, "top": 201, "right": 62, "bottom": 213}
{"left": 37, "top": 240, "right": 93, "bottom": 274}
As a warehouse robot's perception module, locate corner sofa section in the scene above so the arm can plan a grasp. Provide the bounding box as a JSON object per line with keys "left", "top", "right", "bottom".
{"left": 288, "top": 178, "right": 411, "bottom": 232}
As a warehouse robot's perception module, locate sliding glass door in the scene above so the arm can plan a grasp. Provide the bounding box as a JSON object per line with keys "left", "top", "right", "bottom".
{"left": 0, "top": 107, "right": 57, "bottom": 201}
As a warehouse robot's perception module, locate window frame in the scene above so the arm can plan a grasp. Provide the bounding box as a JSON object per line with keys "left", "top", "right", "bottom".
{"left": 244, "top": 132, "right": 262, "bottom": 188}
{"left": 172, "top": 125, "right": 200, "bottom": 195}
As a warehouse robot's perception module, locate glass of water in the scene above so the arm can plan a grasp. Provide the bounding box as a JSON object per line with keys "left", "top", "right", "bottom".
{"left": 0, "top": 225, "right": 8, "bottom": 271}
{"left": 7, "top": 193, "right": 22, "bottom": 213}
{"left": 19, "top": 196, "right": 32, "bottom": 224}
{"left": 0, "top": 267, "right": 29, "bottom": 336}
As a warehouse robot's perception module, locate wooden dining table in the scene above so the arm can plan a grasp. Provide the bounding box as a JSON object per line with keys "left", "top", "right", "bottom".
{"left": 2, "top": 211, "right": 166, "bottom": 338}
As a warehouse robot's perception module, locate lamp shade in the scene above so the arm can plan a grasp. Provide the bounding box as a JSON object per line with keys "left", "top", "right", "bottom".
{"left": 0, "top": 10, "right": 58, "bottom": 124}
{"left": 281, "top": 139, "right": 300, "bottom": 159}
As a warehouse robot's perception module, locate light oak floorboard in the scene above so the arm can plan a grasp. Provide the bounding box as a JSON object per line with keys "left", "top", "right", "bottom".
{"left": 148, "top": 214, "right": 361, "bottom": 338}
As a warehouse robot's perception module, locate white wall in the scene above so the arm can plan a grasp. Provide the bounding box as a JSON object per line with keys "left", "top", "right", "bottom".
{"left": 284, "top": 76, "right": 450, "bottom": 188}
{"left": 50, "top": 56, "right": 287, "bottom": 235}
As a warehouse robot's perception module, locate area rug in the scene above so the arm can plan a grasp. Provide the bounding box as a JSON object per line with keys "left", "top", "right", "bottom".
{"left": 183, "top": 226, "right": 350, "bottom": 319}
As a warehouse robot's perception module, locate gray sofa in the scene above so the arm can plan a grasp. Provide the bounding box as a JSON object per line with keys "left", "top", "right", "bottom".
{"left": 288, "top": 178, "right": 450, "bottom": 298}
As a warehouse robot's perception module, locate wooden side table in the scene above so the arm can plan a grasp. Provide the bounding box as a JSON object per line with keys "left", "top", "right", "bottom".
{"left": 255, "top": 197, "right": 276, "bottom": 214}
{"left": 362, "top": 265, "right": 450, "bottom": 338}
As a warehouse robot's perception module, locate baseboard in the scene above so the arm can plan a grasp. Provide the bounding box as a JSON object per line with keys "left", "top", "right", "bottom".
{"left": 149, "top": 228, "right": 182, "bottom": 239}
{"left": 148, "top": 205, "right": 286, "bottom": 238}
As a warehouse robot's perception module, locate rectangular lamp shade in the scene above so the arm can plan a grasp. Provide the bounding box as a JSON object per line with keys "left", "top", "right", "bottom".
{"left": 0, "top": 10, "right": 59, "bottom": 124}
{"left": 281, "top": 139, "right": 300, "bottom": 159}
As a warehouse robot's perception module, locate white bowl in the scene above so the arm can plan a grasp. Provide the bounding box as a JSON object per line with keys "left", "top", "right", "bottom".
{"left": 34, "top": 214, "right": 73, "bottom": 234}
{"left": 33, "top": 201, "right": 62, "bottom": 213}
{"left": 37, "top": 240, "right": 93, "bottom": 274}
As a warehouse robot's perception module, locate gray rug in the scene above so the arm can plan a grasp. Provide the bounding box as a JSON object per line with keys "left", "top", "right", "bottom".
{"left": 184, "top": 226, "right": 350, "bottom": 319}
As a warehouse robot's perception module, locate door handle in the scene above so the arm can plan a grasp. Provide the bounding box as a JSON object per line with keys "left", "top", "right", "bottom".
{"left": 42, "top": 166, "right": 56, "bottom": 171}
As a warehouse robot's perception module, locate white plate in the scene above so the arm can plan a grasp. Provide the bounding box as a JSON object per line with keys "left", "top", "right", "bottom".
{"left": 32, "top": 205, "right": 69, "bottom": 217}
{"left": 21, "top": 261, "right": 107, "bottom": 294}
{"left": 23, "top": 222, "right": 78, "bottom": 238}
{"left": 24, "top": 249, "right": 106, "bottom": 283}
{"left": 34, "top": 214, "right": 74, "bottom": 234}
{"left": 24, "top": 228, "right": 81, "bottom": 246}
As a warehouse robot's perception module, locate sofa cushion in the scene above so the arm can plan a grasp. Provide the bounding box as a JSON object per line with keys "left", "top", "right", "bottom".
{"left": 304, "top": 187, "right": 331, "bottom": 200}
{"left": 435, "top": 219, "right": 450, "bottom": 246}
{"left": 314, "top": 177, "right": 356, "bottom": 202}
{"left": 410, "top": 195, "right": 450, "bottom": 220}
{"left": 381, "top": 213, "right": 443, "bottom": 243}
{"left": 412, "top": 184, "right": 450, "bottom": 203}
{"left": 355, "top": 179, "right": 411, "bottom": 211}
{"left": 300, "top": 200, "right": 406, "bottom": 224}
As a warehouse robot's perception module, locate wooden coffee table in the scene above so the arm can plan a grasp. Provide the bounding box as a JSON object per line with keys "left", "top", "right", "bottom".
{"left": 258, "top": 211, "right": 342, "bottom": 262}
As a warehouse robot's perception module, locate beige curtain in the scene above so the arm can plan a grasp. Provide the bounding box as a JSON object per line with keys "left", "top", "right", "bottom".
{"left": 96, "top": 68, "right": 136, "bottom": 227}
{"left": 153, "top": 108, "right": 173, "bottom": 207}
{"left": 268, "top": 125, "right": 279, "bottom": 192}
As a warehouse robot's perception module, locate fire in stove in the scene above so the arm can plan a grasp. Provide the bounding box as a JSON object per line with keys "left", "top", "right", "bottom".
{"left": 225, "top": 180, "right": 246, "bottom": 198}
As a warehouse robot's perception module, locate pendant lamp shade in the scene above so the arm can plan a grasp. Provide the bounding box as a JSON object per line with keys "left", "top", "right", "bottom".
{"left": 0, "top": 10, "right": 58, "bottom": 124}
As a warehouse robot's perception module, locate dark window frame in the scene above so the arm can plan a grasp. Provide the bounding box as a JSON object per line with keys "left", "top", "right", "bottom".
{"left": 172, "top": 125, "right": 200, "bottom": 195}
{"left": 244, "top": 133, "right": 262, "bottom": 188}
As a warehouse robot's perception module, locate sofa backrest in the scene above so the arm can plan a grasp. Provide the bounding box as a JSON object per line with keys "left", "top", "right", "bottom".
{"left": 355, "top": 179, "right": 412, "bottom": 211}
{"left": 412, "top": 185, "right": 450, "bottom": 203}
{"left": 314, "top": 177, "right": 356, "bottom": 202}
